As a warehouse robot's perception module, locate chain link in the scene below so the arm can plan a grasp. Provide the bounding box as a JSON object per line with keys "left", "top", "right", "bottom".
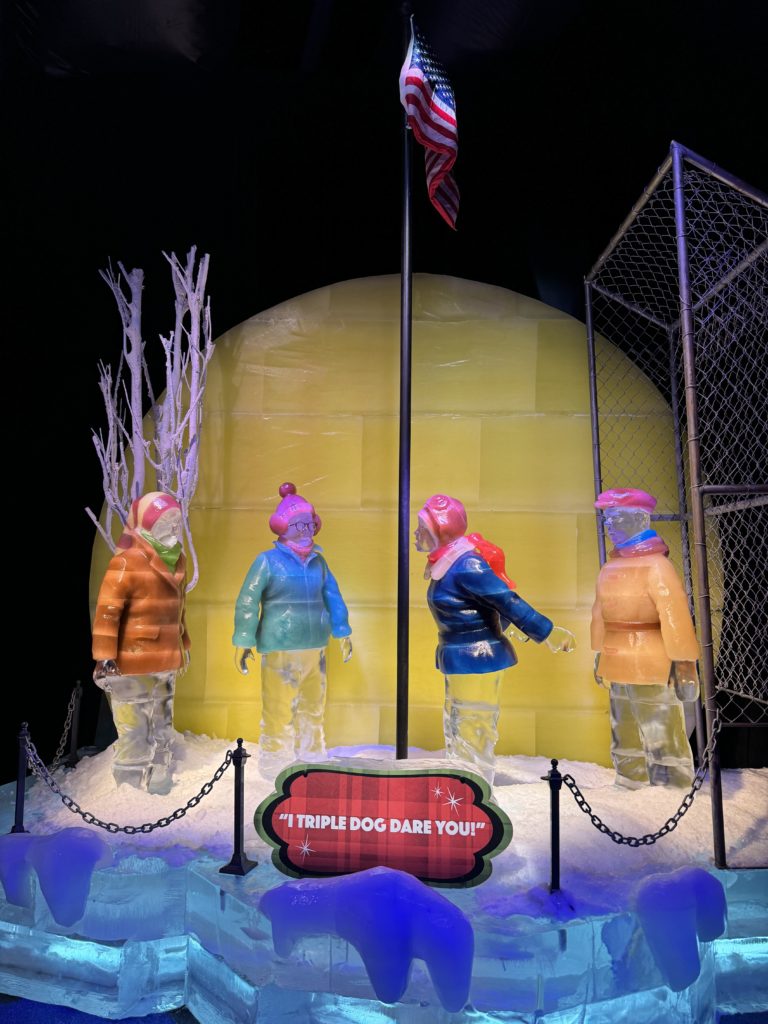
{"left": 561, "top": 710, "right": 722, "bottom": 847}
{"left": 24, "top": 733, "right": 233, "bottom": 835}
{"left": 48, "top": 685, "right": 80, "bottom": 772}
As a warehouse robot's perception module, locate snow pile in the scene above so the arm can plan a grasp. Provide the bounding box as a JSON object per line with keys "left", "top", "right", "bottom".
{"left": 14, "top": 732, "right": 767, "bottom": 893}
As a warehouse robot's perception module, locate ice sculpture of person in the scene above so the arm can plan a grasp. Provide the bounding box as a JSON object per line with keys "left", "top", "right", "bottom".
{"left": 591, "top": 488, "right": 700, "bottom": 788}
{"left": 415, "top": 494, "right": 575, "bottom": 783}
{"left": 92, "top": 492, "right": 190, "bottom": 794}
{"left": 233, "top": 483, "right": 352, "bottom": 777}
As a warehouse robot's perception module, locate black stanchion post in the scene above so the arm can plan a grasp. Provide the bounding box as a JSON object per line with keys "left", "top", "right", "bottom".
{"left": 11, "top": 723, "right": 30, "bottom": 834}
{"left": 220, "top": 739, "right": 257, "bottom": 877}
{"left": 63, "top": 681, "right": 83, "bottom": 769}
{"left": 541, "top": 758, "right": 563, "bottom": 892}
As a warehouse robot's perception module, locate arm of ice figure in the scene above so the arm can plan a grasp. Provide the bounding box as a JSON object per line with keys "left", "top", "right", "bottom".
{"left": 339, "top": 636, "right": 353, "bottom": 663}
{"left": 235, "top": 647, "right": 256, "bottom": 676}
{"left": 545, "top": 625, "right": 576, "bottom": 653}
{"left": 504, "top": 623, "right": 529, "bottom": 644}
{"left": 672, "top": 660, "right": 700, "bottom": 701}
{"left": 93, "top": 659, "right": 120, "bottom": 683}
{"left": 593, "top": 653, "right": 608, "bottom": 689}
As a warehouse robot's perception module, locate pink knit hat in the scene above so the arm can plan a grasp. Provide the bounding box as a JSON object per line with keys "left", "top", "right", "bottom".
{"left": 594, "top": 488, "right": 657, "bottom": 514}
{"left": 127, "top": 492, "right": 182, "bottom": 531}
{"left": 268, "top": 482, "right": 322, "bottom": 537}
{"left": 116, "top": 492, "right": 182, "bottom": 549}
{"left": 418, "top": 494, "right": 467, "bottom": 547}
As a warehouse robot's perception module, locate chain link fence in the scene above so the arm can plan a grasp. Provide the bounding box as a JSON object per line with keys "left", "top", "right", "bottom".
{"left": 585, "top": 142, "right": 768, "bottom": 865}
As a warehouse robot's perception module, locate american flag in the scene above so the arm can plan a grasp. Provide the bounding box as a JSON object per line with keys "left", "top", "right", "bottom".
{"left": 398, "top": 19, "right": 459, "bottom": 229}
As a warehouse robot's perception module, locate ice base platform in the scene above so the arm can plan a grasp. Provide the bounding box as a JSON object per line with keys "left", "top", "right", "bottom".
{"left": 0, "top": 853, "right": 766, "bottom": 1023}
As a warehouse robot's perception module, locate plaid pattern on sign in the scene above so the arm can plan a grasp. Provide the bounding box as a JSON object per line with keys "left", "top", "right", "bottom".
{"left": 258, "top": 766, "right": 511, "bottom": 885}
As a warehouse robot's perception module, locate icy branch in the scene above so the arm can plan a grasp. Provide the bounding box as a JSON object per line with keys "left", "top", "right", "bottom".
{"left": 86, "top": 249, "right": 214, "bottom": 589}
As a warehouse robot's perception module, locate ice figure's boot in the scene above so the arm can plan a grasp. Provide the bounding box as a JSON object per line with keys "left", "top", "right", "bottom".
{"left": 609, "top": 683, "right": 650, "bottom": 789}
{"left": 443, "top": 673, "right": 501, "bottom": 785}
{"left": 631, "top": 682, "right": 695, "bottom": 787}
{"left": 146, "top": 672, "right": 176, "bottom": 795}
{"left": 106, "top": 673, "right": 174, "bottom": 790}
{"left": 260, "top": 649, "right": 327, "bottom": 780}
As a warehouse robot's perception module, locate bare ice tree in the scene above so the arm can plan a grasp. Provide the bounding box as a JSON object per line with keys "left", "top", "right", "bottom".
{"left": 85, "top": 247, "right": 214, "bottom": 592}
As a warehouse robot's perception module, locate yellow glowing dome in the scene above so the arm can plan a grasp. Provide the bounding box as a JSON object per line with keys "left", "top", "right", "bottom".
{"left": 90, "top": 274, "right": 681, "bottom": 765}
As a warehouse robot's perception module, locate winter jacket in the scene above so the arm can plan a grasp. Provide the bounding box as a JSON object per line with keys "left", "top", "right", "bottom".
{"left": 427, "top": 550, "right": 553, "bottom": 675}
{"left": 591, "top": 549, "right": 699, "bottom": 685}
{"left": 92, "top": 534, "right": 190, "bottom": 675}
{"left": 233, "top": 542, "right": 351, "bottom": 653}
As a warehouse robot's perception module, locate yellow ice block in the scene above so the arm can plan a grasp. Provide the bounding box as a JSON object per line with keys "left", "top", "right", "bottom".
{"left": 90, "top": 274, "right": 683, "bottom": 768}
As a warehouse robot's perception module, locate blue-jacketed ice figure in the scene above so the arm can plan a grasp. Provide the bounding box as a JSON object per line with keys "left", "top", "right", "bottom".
{"left": 233, "top": 483, "right": 352, "bottom": 777}
{"left": 415, "top": 494, "right": 575, "bottom": 784}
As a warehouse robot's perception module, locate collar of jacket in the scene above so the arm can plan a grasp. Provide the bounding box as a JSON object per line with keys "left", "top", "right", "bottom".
{"left": 132, "top": 531, "right": 187, "bottom": 587}
{"left": 425, "top": 535, "right": 475, "bottom": 580}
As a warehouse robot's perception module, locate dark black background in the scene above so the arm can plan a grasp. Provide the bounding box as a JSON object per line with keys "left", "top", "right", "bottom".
{"left": 4, "top": 0, "right": 767, "bottom": 782}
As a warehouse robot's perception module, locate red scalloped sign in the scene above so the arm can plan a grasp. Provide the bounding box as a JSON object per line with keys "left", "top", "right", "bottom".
{"left": 255, "top": 763, "right": 512, "bottom": 887}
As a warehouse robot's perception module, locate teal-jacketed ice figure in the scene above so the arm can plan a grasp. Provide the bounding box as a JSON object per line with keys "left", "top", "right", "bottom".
{"left": 233, "top": 483, "right": 352, "bottom": 777}
{"left": 415, "top": 494, "right": 575, "bottom": 783}
{"left": 591, "top": 488, "right": 700, "bottom": 788}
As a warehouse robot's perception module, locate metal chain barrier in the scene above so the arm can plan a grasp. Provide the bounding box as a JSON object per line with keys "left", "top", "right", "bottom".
{"left": 23, "top": 730, "right": 233, "bottom": 835}
{"left": 561, "top": 709, "right": 722, "bottom": 847}
{"left": 48, "top": 684, "right": 80, "bottom": 772}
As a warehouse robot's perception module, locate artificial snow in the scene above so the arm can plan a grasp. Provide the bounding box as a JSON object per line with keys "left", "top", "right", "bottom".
{"left": 13, "top": 732, "right": 767, "bottom": 896}
{"left": 1, "top": 733, "right": 766, "bottom": 1022}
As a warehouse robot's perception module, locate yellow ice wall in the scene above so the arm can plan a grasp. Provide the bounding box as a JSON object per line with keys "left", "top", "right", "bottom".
{"left": 89, "top": 274, "right": 680, "bottom": 765}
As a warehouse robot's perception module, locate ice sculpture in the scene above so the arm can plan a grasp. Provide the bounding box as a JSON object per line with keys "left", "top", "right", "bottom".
{"left": 0, "top": 833, "right": 35, "bottom": 908}
{"left": 92, "top": 492, "right": 190, "bottom": 794}
{"left": 0, "top": 828, "right": 112, "bottom": 926}
{"left": 259, "top": 865, "right": 474, "bottom": 1012}
{"left": 634, "top": 867, "right": 727, "bottom": 991}
{"left": 591, "top": 488, "right": 700, "bottom": 788}
{"left": 233, "top": 483, "right": 352, "bottom": 778}
{"left": 415, "top": 494, "right": 575, "bottom": 783}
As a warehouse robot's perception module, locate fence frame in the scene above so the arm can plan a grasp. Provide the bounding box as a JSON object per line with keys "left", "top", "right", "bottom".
{"left": 585, "top": 141, "right": 768, "bottom": 868}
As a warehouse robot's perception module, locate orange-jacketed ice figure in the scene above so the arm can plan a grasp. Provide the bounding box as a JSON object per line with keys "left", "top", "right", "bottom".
{"left": 416, "top": 494, "right": 575, "bottom": 784}
{"left": 591, "top": 488, "right": 700, "bottom": 788}
{"left": 233, "top": 483, "right": 352, "bottom": 778}
{"left": 92, "top": 492, "right": 190, "bottom": 794}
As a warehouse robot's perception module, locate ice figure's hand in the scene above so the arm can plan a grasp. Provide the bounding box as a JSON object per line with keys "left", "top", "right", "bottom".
{"left": 93, "top": 659, "right": 119, "bottom": 684}
{"left": 504, "top": 623, "right": 529, "bottom": 644}
{"left": 235, "top": 647, "right": 255, "bottom": 676}
{"left": 593, "top": 653, "right": 608, "bottom": 688}
{"left": 672, "top": 660, "right": 700, "bottom": 701}
{"left": 340, "top": 637, "right": 353, "bottom": 663}
{"left": 545, "top": 625, "right": 576, "bottom": 653}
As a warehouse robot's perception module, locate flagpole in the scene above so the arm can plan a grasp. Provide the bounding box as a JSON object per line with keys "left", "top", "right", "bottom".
{"left": 396, "top": 16, "right": 414, "bottom": 761}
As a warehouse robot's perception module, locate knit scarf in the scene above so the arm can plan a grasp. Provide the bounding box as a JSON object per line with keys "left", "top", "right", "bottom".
{"left": 611, "top": 529, "right": 669, "bottom": 558}
{"left": 140, "top": 530, "right": 183, "bottom": 570}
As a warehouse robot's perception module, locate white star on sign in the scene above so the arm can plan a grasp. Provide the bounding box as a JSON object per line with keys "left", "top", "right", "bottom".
{"left": 297, "top": 835, "right": 314, "bottom": 860}
{"left": 432, "top": 783, "right": 444, "bottom": 798}
{"left": 444, "top": 789, "right": 464, "bottom": 815}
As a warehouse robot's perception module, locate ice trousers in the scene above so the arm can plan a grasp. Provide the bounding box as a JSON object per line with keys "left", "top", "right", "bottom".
{"left": 609, "top": 682, "right": 694, "bottom": 788}
{"left": 443, "top": 673, "right": 501, "bottom": 785}
{"left": 259, "top": 648, "right": 327, "bottom": 779}
{"left": 99, "top": 671, "right": 176, "bottom": 794}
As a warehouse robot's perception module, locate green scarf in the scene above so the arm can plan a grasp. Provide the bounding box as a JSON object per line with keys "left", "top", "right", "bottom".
{"left": 140, "top": 530, "right": 182, "bottom": 571}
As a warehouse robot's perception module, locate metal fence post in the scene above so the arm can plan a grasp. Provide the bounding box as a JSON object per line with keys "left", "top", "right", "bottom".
{"left": 542, "top": 758, "right": 563, "bottom": 892}
{"left": 220, "top": 739, "right": 257, "bottom": 876}
{"left": 11, "top": 723, "right": 30, "bottom": 834}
